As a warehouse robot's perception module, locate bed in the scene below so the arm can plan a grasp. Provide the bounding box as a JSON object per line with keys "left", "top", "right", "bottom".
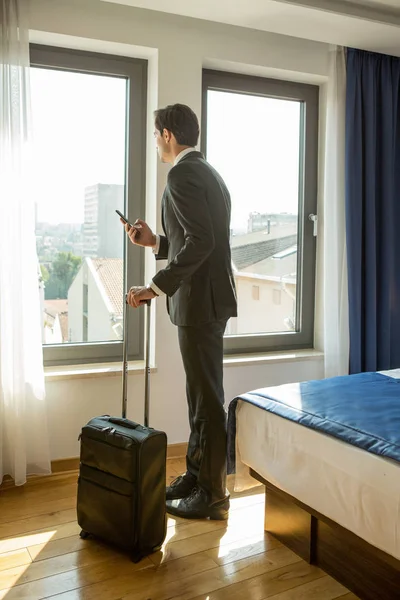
{"left": 227, "top": 369, "right": 400, "bottom": 600}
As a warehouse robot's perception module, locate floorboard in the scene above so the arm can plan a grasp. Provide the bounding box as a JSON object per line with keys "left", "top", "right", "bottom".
{"left": 0, "top": 458, "right": 358, "bottom": 600}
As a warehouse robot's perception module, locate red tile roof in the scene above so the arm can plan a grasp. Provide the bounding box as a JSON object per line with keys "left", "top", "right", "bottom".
{"left": 91, "top": 258, "right": 123, "bottom": 316}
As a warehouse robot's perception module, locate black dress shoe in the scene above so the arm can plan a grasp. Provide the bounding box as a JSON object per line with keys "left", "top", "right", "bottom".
{"left": 166, "top": 486, "right": 229, "bottom": 520}
{"left": 166, "top": 472, "right": 197, "bottom": 500}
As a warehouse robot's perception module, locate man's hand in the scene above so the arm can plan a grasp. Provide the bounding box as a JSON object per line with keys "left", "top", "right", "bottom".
{"left": 122, "top": 218, "right": 156, "bottom": 248}
{"left": 127, "top": 286, "right": 156, "bottom": 308}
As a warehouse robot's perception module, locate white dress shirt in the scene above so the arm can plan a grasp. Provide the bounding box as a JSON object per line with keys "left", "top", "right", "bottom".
{"left": 149, "top": 148, "right": 197, "bottom": 297}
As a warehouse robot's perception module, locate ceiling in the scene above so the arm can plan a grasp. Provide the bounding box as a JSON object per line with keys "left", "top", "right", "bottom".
{"left": 101, "top": 0, "right": 400, "bottom": 20}
{"left": 102, "top": 0, "right": 400, "bottom": 56}
{"left": 349, "top": 0, "right": 400, "bottom": 7}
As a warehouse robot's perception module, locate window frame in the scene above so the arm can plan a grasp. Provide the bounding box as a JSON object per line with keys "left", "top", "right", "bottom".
{"left": 30, "top": 45, "right": 148, "bottom": 367}
{"left": 201, "top": 69, "right": 319, "bottom": 354}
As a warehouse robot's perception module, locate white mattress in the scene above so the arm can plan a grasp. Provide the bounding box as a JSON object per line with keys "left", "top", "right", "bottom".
{"left": 234, "top": 369, "right": 400, "bottom": 560}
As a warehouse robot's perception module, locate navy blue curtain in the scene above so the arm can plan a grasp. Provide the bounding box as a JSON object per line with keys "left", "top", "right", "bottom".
{"left": 346, "top": 48, "right": 400, "bottom": 373}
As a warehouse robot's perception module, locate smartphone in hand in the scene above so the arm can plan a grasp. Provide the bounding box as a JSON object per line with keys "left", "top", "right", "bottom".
{"left": 116, "top": 210, "right": 142, "bottom": 242}
{"left": 116, "top": 210, "right": 133, "bottom": 227}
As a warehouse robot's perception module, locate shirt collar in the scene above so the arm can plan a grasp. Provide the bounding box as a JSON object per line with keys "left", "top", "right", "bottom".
{"left": 173, "top": 147, "right": 197, "bottom": 166}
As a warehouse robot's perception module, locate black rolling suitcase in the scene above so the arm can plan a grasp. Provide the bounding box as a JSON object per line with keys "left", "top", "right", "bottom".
{"left": 76, "top": 298, "right": 167, "bottom": 562}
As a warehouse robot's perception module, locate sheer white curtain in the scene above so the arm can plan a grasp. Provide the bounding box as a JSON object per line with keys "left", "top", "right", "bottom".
{"left": 323, "top": 45, "right": 349, "bottom": 378}
{"left": 0, "top": 0, "right": 51, "bottom": 485}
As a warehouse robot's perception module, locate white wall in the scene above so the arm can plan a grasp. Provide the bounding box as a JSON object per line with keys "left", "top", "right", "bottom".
{"left": 231, "top": 276, "right": 295, "bottom": 335}
{"left": 43, "top": 314, "right": 63, "bottom": 345}
{"left": 68, "top": 266, "right": 84, "bottom": 342}
{"left": 30, "top": 0, "right": 328, "bottom": 460}
{"left": 69, "top": 259, "right": 121, "bottom": 343}
{"left": 87, "top": 269, "right": 115, "bottom": 342}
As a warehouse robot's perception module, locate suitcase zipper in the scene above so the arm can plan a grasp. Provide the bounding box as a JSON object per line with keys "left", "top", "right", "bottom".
{"left": 80, "top": 435, "right": 131, "bottom": 452}
{"left": 79, "top": 474, "right": 132, "bottom": 498}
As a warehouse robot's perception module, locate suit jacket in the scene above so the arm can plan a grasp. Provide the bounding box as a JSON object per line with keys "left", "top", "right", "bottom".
{"left": 152, "top": 151, "right": 237, "bottom": 326}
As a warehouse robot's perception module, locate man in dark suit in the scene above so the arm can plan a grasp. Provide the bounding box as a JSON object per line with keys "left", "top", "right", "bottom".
{"left": 125, "top": 104, "right": 237, "bottom": 520}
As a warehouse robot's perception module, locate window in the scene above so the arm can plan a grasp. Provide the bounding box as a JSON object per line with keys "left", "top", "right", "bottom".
{"left": 202, "top": 69, "right": 318, "bottom": 353}
{"left": 31, "top": 45, "right": 147, "bottom": 366}
{"left": 252, "top": 285, "right": 260, "bottom": 301}
{"left": 273, "top": 289, "right": 282, "bottom": 306}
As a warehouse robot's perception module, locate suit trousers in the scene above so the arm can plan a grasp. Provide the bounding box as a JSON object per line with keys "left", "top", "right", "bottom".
{"left": 177, "top": 319, "right": 228, "bottom": 502}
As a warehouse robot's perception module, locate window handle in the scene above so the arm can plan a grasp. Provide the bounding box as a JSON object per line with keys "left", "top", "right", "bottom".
{"left": 308, "top": 213, "right": 318, "bottom": 236}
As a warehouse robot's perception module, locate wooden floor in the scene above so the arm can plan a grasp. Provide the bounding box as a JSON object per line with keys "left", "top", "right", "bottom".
{"left": 0, "top": 458, "right": 358, "bottom": 600}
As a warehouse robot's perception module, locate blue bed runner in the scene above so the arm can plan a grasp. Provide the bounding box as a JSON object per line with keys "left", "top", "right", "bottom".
{"left": 227, "top": 371, "right": 400, "bottom": 473}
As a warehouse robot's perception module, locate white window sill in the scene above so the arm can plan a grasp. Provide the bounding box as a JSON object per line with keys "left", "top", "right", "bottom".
{"left": 44, "top": 361, "right": 157, "bottom": 382}
{"left": 223, "top": 348, "right": 323, "bottom": 367}
{"left": 44, "top": 349, "right": 323, "bottom": 382}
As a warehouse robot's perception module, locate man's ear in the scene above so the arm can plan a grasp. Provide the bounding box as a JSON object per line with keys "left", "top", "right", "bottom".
{"left": 163, "top": 128, "right": 172, "bottom": 143}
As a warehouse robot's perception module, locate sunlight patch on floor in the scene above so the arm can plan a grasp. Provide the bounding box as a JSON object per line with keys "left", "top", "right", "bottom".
{"left": 0, "top": 548, "right": 31, "bottom": 573}
{"left": 228, "top": 492, "right": 264, "bottom": 510}
{"left": 156, "top": 520, "right": 177, "bottom": 563}
{"left": 0, "top": 530, "right": 56, "bottom": 556}
{"left": 0, "top": 530, "right": 57, "bottom": 598}
{"left": 0, "top": 563, "right": 31, "bottom": 593}
{"left": 217, "top": 531, "right": 265, "bottom": 558}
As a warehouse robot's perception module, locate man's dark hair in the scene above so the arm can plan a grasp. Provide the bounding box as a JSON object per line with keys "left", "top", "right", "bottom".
{"left": 154, "top": 104, "right": 199, "bottom": 147}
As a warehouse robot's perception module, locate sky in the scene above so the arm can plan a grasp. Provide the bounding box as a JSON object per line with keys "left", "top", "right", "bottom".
{"left": 30, "top": 68, "right": 127, "bottom": 224}
{"left": 206, "top": 90, "right": 300, "bottom": 232}
{"left": 30, "top": 68, "right": 301, "bottom": 231}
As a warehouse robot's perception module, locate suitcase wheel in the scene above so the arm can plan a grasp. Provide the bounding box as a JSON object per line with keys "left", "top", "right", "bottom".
{"left": 79, "top": 530, "right": 90, "bottom": 540}
{"left": 131, "top": 552, "right": 142, "bottom": 563}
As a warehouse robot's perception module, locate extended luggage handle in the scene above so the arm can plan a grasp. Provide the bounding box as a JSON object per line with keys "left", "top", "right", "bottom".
{"left": 122, "top": 294, "right": 151, "bottom": 426}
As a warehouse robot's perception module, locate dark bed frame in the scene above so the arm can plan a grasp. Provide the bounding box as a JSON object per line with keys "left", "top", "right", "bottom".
{"left": 250, "top": 468, "right": 400, "bottom": 600}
